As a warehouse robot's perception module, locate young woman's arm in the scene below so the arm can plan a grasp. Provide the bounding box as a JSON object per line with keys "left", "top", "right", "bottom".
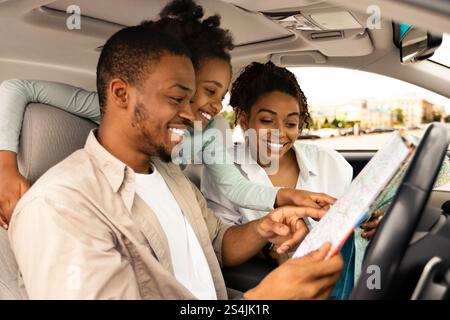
{"left": 0, "top": 79, "right": 101, "bottom": 225}
{"left": 199, "top": 125, "right": 279, "bottom": 211}
{"left": 0, "top": 79, "right": 100, "bottom": 153}
{"left": 207, "top": 161, "right": 281, "bottom": 211}
{"left": 201, "top": 126, "right": 335, "bottom": 211}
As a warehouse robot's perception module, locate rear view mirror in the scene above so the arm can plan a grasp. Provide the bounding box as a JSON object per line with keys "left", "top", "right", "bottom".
{"left": 393, "top": 23, "right": 442, "bottom": 64}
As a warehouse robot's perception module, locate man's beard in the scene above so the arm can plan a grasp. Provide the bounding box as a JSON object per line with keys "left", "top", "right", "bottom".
{"left": 133, "top": 101, "right": 174, "bottom": 163}
{"left": 138, "top": 129, "right": 173, "bottom": 163}
{"left": 156, "top": 146, "right": 172, "bottom": 163}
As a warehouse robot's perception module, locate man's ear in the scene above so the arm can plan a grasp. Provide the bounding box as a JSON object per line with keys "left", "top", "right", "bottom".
{"left": 239, "top": 111, "right": 249, "bottom": 130}
{"left": 109, "top": 78, "right": 129, "bottom": 110}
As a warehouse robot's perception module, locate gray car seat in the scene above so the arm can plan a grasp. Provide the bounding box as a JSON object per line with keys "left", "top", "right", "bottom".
{"left": 0, "top": 103, "right": 97, "bottom": 299}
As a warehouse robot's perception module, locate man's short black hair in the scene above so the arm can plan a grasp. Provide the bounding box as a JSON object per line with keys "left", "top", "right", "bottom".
{"left": 96, "top": 22, "right": 192, "bottom": 115}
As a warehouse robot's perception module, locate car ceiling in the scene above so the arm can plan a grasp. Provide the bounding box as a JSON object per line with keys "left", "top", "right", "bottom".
{"left": 45, "top": 0, "right": 294, "bottom": 46}
{"left": 0, "top": 0, "right": 449, "bottom": 98}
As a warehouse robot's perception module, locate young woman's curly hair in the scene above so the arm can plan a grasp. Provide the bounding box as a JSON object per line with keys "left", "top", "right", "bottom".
{"left": 230, "top": 61, "right": 311, "bottom": 129}
{"left": 141, "top": 0, "right": 234, "bottom": 69}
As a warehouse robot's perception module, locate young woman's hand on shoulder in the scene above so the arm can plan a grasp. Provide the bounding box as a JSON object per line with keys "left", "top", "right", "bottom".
{"left": 0, "top": 151, "right": 30, "bottom": 228}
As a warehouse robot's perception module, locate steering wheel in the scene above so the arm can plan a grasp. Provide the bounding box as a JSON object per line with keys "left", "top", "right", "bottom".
{"left": 350, "top": 123, "right": 449, "bottom": 299}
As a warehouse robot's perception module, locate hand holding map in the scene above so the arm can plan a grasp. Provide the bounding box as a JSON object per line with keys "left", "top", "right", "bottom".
{"left": 293, "top": 134, "right": 414, "bottom": 259}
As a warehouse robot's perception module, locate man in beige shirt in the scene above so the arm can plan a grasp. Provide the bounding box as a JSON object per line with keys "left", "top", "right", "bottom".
{"left": 8, "top": 23, "right": 344, "bottom": 300}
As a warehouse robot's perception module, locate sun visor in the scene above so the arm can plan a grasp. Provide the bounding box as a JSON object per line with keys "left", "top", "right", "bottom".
{"left": 45, "top": 0, "right": 293, "bottom": 46}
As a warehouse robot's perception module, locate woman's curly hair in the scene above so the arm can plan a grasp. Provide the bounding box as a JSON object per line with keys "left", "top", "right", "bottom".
{"left": 230, "top": 61, "right": 311, "bottom": 129}
{"left": 141, "top": 0, "right": 234, "bottom": 70}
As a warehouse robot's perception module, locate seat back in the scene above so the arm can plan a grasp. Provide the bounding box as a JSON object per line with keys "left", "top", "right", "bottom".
{"left": 18, "top": 103, "right": 98, "bottom": 184}
{"left": 0, "top": 103, "right": 97, "bottom": 299}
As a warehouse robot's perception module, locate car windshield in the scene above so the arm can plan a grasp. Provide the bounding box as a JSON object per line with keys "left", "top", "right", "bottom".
{"left": 429, "top": 33, "right": 450, "bottom": 68}
{"left": 222, "top": 66, "right": 450, "bottom": 151}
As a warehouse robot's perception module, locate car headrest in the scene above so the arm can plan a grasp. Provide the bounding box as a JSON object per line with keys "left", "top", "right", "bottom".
{"left": 17, "top": 103, "right": 98, "bottom": 184}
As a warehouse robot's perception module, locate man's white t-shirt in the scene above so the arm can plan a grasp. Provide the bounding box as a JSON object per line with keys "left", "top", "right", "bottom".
{"left": 134, "top": 167, "right": 217, "bottom": 300}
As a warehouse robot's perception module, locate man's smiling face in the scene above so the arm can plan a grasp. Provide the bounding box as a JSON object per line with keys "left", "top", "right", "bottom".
{"left": 129, "top": 54, "right": 196, "bottom": 161}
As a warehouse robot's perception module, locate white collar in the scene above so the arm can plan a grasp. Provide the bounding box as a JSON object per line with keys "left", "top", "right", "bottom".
{"left": 292, "top": 142, "right": 318, "bottom": 181}
{"left": 232, "top": 141, "right": 318, "bottom": 182}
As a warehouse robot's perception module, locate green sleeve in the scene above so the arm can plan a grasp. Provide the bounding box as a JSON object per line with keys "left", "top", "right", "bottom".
{"left": 0, "top": 79, "right": 100, "bottom": 153}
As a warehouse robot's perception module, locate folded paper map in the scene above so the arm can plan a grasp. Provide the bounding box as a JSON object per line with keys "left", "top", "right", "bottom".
{"left": 293, "top": 134, "right": 414, "bottom": 259}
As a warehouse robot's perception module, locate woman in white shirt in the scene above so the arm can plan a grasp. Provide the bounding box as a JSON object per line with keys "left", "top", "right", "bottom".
{"left": 202, "top": 61, "right": 355, "bottom": 299}
{"left": 203, "top": 62, "right": 353, "bottom": 226}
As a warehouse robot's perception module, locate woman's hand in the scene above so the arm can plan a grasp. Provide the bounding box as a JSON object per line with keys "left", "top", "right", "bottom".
{"left": 0, "top": 151, "right": 30, "bottom": 228}
{"left": 275, "top": 188, "right": 336, "bottom": 211}
{"left": 360, "top": 210, "right": 384, "bottom": 240}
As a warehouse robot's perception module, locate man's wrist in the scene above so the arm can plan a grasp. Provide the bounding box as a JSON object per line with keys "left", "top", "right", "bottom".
{"left": 274, "top": 188, "right": 289, "bottom": 207}
{"left": 262, "top": 242, "right": 275, "bottom": 260}
{"left": 253, "top": 219, "right": 268, "bottom": 241}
